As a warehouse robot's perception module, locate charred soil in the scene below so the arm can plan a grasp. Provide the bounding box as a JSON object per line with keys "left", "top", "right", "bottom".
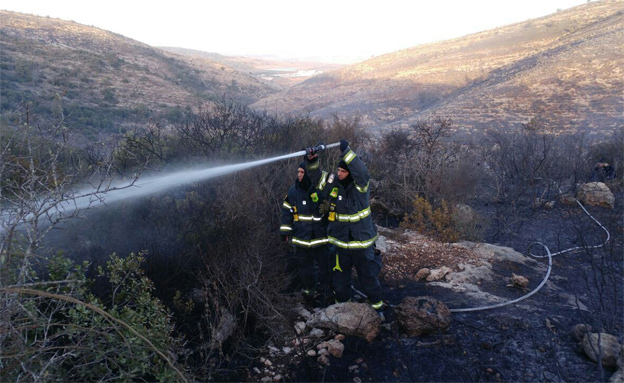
{"left": 249, "top": 195, "right": 623, "bottom": 382}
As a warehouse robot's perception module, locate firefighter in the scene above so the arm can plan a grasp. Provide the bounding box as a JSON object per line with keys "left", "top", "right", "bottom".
{"left": 319, "top": 139, "right": 384, "bottom": 316}
{"left": 280, "top": 151, "right": 331, "bottom": 304}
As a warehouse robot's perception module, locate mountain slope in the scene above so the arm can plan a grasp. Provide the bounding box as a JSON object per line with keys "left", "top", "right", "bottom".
{"left": 251, "top": 1, "right": 623, "bottom": 135}
{"left": 0, "top": 11, "right": 279, "bottom": 140}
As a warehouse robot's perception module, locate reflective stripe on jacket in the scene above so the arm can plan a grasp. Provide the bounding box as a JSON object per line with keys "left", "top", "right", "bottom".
{"left": 280, "top": 159, "right": 328, "bottom": 248}
{"left": 322, "top": 146, "right": 378, "bottom": 249}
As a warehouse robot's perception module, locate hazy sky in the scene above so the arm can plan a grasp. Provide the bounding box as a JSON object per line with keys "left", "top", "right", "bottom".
{"left": 2, "top": 0, "right": 590, "bottom": 61}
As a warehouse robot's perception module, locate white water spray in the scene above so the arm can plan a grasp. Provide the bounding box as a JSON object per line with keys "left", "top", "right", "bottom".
{"left": 1, "top": 143, "right": 340, "bottom": 230}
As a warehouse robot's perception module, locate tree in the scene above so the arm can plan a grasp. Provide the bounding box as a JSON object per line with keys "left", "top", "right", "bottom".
{"left": 370, "top": 117, "right": 481, "bottom": 214}
{"left": 0, "top": 106, "right": 143, "bottom": 284}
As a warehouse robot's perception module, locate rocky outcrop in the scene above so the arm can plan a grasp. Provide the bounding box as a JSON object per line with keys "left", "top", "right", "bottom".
{"left": 582, "top": 333, "right": 622, "bottom": 367}
{"left": 576, "top": 182, "right": 615, "bottom": 208}
{"left": 571, "top": 324, "right": 593, "bottom": 342}
{"left": 610, "top": 344, "right": 624, "bottom": 383}
{"left": 394, "top": 296, "right": 451, "bottom": 336}
{"left": 306, "top": 302, "right": 381, "bottom": 342}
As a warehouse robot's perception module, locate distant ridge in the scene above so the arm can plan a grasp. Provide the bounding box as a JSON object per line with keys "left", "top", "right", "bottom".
{"left": 251, "top": 0, "right": 624, "bottom": 135}
{"left": 1, "top": 2, "right": 622, "bottom": 142}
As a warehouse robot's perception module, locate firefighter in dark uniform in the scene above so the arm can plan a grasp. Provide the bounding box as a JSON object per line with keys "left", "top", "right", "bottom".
{"left": 320, "top": 139, "right": 384, "bottom": 314}
{"left": 280, "top": 152, "right": 331, "bottom": 303}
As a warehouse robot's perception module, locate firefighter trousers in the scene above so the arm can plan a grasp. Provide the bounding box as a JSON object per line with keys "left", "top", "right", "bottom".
{"left": 331, "top": 245, "right": 383, "bottom": 307}
{"left": 293, "top": 245, "right": 331, "bottom": 295}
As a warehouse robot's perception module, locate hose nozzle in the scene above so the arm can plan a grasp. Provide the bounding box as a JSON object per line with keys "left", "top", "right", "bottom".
{"left": 305, "top": 142, "right": 340, "bottom": 156}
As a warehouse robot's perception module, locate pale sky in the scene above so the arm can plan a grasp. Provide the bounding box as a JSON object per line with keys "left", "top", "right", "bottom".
{"left": 2, "top": 0, "right": 591, "bottom": 61}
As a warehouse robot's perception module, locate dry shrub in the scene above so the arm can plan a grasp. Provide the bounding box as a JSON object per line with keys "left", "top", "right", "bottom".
{"left": 401, "top": 196, "right": 484, "bottom": 242}
{"left": 401, "top": 196, "right": 459, "bottom": 242}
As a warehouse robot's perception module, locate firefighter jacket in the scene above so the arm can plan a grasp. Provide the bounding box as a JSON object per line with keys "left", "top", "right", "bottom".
{"left": 280, "top": 158, "right": 329, "bottom": 248}
{"left": 322, "top": 146, "right": 378, "bottom": 249}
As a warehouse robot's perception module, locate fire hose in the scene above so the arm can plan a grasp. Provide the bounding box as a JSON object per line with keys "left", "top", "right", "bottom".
{"left": 350, "top": 195, "right": 609, "bottom": 314}
{"left": 450, "top": 187, "right": 610, "bottom": 312}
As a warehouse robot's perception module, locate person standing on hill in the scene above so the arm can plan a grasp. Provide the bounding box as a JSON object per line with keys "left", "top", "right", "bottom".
{"left": 319, "top": 139, "right": 384, "bottom": 317}
{"left": 280, "top": 151, "right": 331, "bottom": 304}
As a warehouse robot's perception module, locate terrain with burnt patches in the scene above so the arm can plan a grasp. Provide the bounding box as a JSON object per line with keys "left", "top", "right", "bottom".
{"left": 244, "top": 194, "right": 622, "bottom": 382}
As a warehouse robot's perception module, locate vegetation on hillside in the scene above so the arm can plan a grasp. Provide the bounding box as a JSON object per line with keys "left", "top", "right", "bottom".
{"left": 251, "top": 0, "right": 624, "bottom": 135}
{"left": 0, "top": 11, "right": 279, "bottom": 143}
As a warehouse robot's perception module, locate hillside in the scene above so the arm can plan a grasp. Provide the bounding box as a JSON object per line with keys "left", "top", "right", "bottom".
{"left": 251, "top": 1, "right": 624, "bottom": 135}
{"left": 0, "top": 11, "right": 279, "bottom": 141}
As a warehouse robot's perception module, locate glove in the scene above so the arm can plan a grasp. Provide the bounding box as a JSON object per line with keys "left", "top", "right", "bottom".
{"left": 319, "top": 199, "right": 330, "bottom": 215}
{"left": 340, "top": 139, "right": 349, "bottom": 152}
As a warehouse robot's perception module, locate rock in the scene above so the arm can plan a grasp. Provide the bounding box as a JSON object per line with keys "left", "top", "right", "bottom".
{"left": 576, "top": 182, "right": 615, "bottom": 208}
{"left": 261, "top": 377, "right": 272, "bottom": 383}
{"left": 317, "top": 354, "right": 330, "bottom": 366}
{"left": 571, "top": 324, "right": 593, "bottom": 342}
{"left": 427, "top": 266, "right": 452, "bottom": 282}
{"left": 375, "top": 235, "right": 389, "bottom": 253}
{"left": 295, "top": 305, "right": 312, "bottom": 320}
{"left": 559, "top": 193, "right": 577, "bottom": 206}
{"left": 334, "top": 334, "right": 346, "bottom": 341}
{"left": 511, "top": 273, "right": 529, "bottom": 288}
{"left": 445, "top": 263, "right": 493, "bottom": 284}
{"left": 318, "top": 339, "right": 345, "bottom": 358}
{"left": 306, "top": 302, "right": 381, "bottom": 342}
{"left": 415, "top": 268, "right": 431, "bottom": 281}
{"left": 394, "top": 296, "right": 452, "bottom": 337}
{"left": 268, "top": 346, "right": 279, "bottom": 355}
{"left": 582, "top": 333, "right": 621, "bottom": 367}
{"left": 282, "top": 346, "right": 292, "bottom": 355}
{"left": 610, "top": 369, "right": 624, "bottom": 383}
{"left": 294, "top": 321, "right": 306, "bottom": 335}
{"left": 454, "top": 242, "right": 542, "bottom": 268}
{"left": 308, "top": 328, "right": 325, "bottom": 338}
{"left": 609, "top": 344, "right": 624, "bottom": 383}
{"left": 307, "top": 349, "right": 316, "bottom": 357}
{"left": 273, "top": 374, "right": 282, "bottom": 381}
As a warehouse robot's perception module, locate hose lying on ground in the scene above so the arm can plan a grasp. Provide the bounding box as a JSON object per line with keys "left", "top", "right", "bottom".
{"left": 350, "top": 196, "right": 609, "bottom": 313}
{"left": 449, "top": 196, "right": 610, "bottom": 313}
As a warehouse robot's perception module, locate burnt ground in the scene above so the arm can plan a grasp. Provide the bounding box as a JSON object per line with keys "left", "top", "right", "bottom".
{"left": 248, "top": 196, "right": 623, "bottom": 383}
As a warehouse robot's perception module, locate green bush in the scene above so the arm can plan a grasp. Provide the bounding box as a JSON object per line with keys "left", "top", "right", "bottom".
{"left": 0, "top": 252, "right": 188, "bottom": 382}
